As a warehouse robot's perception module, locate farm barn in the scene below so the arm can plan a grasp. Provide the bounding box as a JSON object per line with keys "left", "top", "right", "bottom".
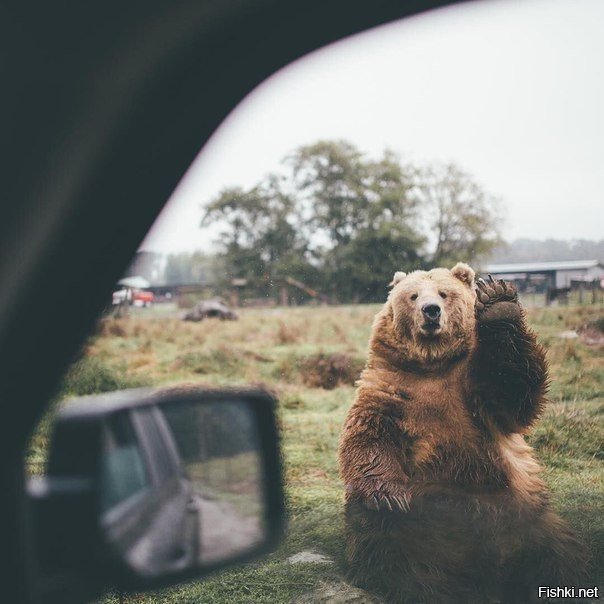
{"left": 482, "top": 260, "right": 604, "bottom": 304}
{"left": 483, "top": 260, "right": 603, "bottom": 289}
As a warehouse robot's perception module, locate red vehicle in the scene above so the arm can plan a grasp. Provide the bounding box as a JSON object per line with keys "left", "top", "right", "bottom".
{"left": 133, "top": 289, "right": 154, "bottom": 307}
{"left": 112, "top": 288, "right": 155, "bottom": 307}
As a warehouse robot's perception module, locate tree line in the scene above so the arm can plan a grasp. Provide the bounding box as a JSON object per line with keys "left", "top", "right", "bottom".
{"left": 199, "top": 140, "right": 501, "bottom": 303}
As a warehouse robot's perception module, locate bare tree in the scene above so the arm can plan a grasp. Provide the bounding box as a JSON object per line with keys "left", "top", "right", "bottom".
{"left": 414, "top": 163, "right": 502, "bottom": 265}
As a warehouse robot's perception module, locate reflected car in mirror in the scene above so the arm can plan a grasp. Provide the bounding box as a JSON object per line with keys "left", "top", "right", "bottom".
{"left": 28, "top": 387, "right": 284, "bottom": 603}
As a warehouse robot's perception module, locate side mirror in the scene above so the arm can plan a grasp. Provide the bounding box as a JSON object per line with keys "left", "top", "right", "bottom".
{"left": 28, "top": 387, "right": 284, "bottom": 603}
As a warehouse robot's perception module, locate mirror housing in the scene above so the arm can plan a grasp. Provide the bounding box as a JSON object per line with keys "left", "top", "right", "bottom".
{"left": 28, "top": 387, "right": 284, "bottom": 603}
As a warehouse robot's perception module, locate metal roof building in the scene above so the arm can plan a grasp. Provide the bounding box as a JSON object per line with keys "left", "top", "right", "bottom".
{"left": 482, "top": 260, "right": 604, "bottom": 289}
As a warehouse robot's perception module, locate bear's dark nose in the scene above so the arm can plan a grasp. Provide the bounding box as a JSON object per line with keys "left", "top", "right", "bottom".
{"left": 422, "top": 303, "right": 441, "bottom": 322}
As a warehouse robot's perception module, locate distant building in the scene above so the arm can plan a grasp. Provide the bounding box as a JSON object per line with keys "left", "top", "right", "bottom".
{"left": 482, "top": 260, "right": 604, "bottom": 289}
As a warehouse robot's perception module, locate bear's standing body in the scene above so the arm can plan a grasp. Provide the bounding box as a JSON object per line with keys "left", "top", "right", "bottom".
{"left": 339, "top": 264, "right": 587, "bottom": 603}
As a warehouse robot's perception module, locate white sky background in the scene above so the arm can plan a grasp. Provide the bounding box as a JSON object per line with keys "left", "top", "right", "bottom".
{"left": 142, "top": 0, "right": 604, "bottom": 255}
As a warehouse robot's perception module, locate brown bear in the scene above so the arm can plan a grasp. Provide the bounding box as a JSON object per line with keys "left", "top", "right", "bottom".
{"left": 339, "top": 263, "right": 587, "bottom": 604}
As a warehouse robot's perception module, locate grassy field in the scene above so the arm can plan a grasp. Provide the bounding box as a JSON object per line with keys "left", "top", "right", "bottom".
{"left": 28, "top": 302, "right": 603, "bottom": 603}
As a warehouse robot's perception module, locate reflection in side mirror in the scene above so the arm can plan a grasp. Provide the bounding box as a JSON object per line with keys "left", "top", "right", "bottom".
{"left": 100, "top": 399, "right": 265, "bottom": 576}
{"left": 28, "top": 387, "right": 283, "bottom": 600}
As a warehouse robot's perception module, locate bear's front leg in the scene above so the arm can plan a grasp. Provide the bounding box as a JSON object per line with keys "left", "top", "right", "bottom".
{"left": 472, "top": 277, "right": 548, "bottom": 432}
{"left": 339, "top": 403, "right": 411, "bottom": 512}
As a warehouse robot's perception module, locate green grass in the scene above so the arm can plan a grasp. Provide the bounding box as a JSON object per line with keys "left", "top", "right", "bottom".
{"left": 28, "top": 303, "right": 604, "bottom": 602}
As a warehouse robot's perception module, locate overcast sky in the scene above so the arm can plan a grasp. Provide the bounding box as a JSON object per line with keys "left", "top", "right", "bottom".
{"left": 142, "top": 0, "right": 604, "bottom": 254}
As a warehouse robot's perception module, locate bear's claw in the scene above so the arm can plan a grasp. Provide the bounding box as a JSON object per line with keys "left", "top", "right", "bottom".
{"left": 366, "top": 490, "right": 411, "bottom": 513}
{"left": 348, "top": 480, "right": 411, "bottom": 512}
{"left": 475, "top": 277, "right": 518, "bottom": 310}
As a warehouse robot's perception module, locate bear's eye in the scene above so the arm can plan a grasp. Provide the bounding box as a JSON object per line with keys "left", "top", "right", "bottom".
{"left": 439, "top": 291, "right": 447, "bottom": 299}
{"left": 410, "top": 293, "right": 418, "bottom": 301}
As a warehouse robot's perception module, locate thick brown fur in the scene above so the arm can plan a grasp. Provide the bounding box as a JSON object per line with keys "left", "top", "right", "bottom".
{"left": 339, "top": 264, "right": 588, "bottom": 603}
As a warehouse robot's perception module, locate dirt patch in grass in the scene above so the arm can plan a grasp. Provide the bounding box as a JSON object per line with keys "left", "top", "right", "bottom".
{"left": 300, "top": 353, "right": 364, "bottom": 389}
{"left": 292, "top": 580, "right": 384, "bottom": 603}
{"left": 275, "top": 352, "right": 364, "bottom": 389}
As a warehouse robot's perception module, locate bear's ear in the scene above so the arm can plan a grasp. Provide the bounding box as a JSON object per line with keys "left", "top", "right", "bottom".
{"left": 388, "top": 271, "right": 407, "bottom": 288}
{"left": 451, "top": 262, "right": 475, "bottom": 287}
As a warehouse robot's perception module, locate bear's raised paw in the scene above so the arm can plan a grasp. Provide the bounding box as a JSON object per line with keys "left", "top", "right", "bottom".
{"left": 475, "top": 275, "right": 521, "bottom": 323}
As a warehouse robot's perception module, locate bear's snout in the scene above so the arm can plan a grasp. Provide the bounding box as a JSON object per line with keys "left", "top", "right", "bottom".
{"left": 422, "top": 303, "right": 442, "bottom": 323}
